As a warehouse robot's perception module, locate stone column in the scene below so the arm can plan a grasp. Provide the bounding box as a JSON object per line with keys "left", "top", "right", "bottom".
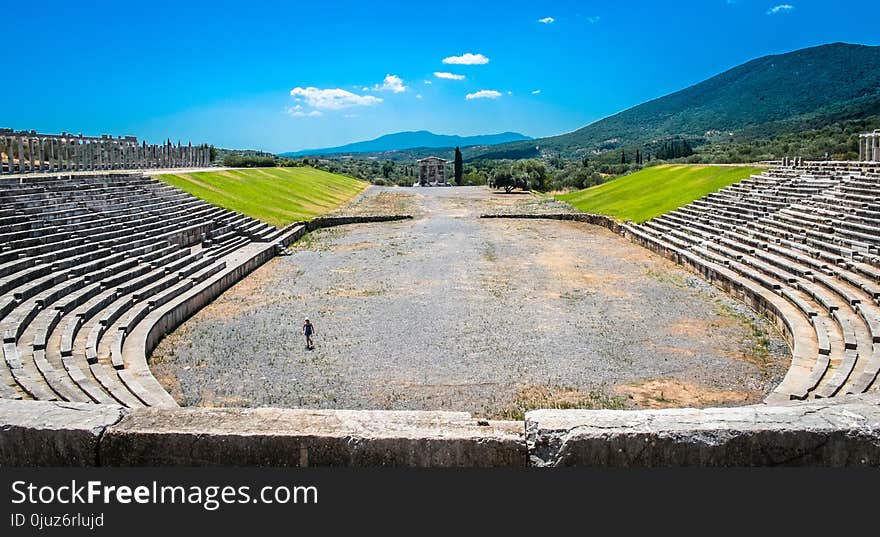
{"left": 28, "top": 138, "right": 36, "bottom": 172}
{"left": 62, "top": 138, "right": 68, "bottom": 171}
{"left": 2, "top": 137, "right": 9, "bottom": 174}
{"left": 35, "top": 138, "right": 43, "bottom": 172}
{"left": 7, "top": 136, "right": 13, "bottom": 174}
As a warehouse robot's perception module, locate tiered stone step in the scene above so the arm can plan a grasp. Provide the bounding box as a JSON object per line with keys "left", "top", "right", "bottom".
{"left": 0, "top": 172, "right": 283, "bottom": 406}
{"left": 635, "top": 163, "right": 880, "bottom": 400}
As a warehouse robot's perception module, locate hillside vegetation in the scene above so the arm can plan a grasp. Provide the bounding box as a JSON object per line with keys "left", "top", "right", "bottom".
{"left": 476, "top": 43, "right": 880, "bottom": 159}
{"left": 156, "top": 167, "right": 368, "bottom": 227}
{"left": 558, "top": 164, "right": 764, "bottom": 222}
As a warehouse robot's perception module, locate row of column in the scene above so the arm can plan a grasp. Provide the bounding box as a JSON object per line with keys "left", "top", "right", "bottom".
{"left": 859, "top": 130, "right": 880, "bottom": 162}
{"left": 1, "top": 136, "right": 212, "bottom": 174}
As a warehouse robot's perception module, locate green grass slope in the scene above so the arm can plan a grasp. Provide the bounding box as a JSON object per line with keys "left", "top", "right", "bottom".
{"left": 557, "top": 164, "right": 764, "bottom": 222}
{"left": 156, "top": 167, "right": 368, "bottom": 227}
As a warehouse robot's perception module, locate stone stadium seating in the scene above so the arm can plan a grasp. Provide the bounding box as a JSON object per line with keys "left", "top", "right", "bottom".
{"left": 0, "top": 172, "right": 304, "bottom": 406}
{"left": 2, "top": 164, "right": 877, "bottom": 414}
{"left": 628, "top": 162, "right": 880, "bottom": 402}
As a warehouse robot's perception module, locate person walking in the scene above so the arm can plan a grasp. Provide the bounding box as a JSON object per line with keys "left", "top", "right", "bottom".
{"left": 302, "top": 318, "right": 315, "bottom": 350}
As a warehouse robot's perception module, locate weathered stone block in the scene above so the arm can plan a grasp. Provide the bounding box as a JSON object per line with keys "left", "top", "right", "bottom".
{"left": 0, "top": 400, "right": 127, "bottom": 466}
{"left": 102, "top": 407, "right": 526, "bottom": 467}
{"left": 526, "top": 397, "right": 880, "bottom": 467}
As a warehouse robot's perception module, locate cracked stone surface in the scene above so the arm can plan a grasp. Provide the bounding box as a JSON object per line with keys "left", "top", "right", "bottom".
{"left": 526, "top": 394, "right": 880, "bottom": 466}
{"left": 101, "top": 407, "right": 525, "bottom": 467}
{"left": 0, "top": 399, "right": 127, "bottom": 466}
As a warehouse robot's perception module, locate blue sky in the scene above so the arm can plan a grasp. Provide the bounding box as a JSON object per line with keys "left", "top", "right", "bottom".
{"left": 2, "top": 0, "right": 877, "bottom": 153}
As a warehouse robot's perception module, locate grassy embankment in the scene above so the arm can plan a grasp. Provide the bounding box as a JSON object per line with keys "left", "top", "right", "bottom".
{"left": 557, "top": 164, "right": 765, "bottom": 222}
{"left": 156, "top": 167, "right": 368, "bottom": 227}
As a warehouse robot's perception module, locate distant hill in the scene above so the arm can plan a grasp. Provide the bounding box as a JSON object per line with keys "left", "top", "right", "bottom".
{"left": 472, "top": 42, "right": 880, "bottom": 159}
{"left": 282, "top": 130, "right": 531, "bottom": 157}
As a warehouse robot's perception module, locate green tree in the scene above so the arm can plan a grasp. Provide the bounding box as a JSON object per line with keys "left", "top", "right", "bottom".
{"left": 490, "top": 166, "right": 519, "bottom": 193}
{"left": 512, "top": 159, "right": 547, "bottom": 191}
{"left": 453, "top": 146, "right": 463, "bottom": 185}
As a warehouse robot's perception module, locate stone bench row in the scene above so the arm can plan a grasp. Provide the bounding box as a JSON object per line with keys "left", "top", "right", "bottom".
{"left": 652, "top": 214, "right": 880, "bottom": 396}
{"left": 2, "top": 245, "right": 233, "bottom": 404}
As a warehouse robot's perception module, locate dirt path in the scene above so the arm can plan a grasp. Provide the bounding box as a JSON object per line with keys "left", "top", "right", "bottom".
{"left": 151, "top": 187, "right": 790, "bottom": 416}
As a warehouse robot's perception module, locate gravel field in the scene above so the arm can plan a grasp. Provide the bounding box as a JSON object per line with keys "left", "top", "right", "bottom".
{"left": 151, "top": 186, "right": 790, "bottom": 417}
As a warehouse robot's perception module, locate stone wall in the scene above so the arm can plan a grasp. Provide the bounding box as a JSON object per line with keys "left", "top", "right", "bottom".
{"left": 526, "top": 395, "right": 880, "bottom": 467}
{"left": 305, "top": 215, "right": 414, "bottom": 232}
{"left": 2, "top": 398, "right": 879, "bottom": 466}
{"left": 0, "top": 400, "right": 525, "bottom": 467}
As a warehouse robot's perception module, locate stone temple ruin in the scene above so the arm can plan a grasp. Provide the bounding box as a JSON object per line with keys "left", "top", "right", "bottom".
{"left": 859, "top": 130, "right": 880, "bottom": 162}
{"left": 0, "top": 129, "right": 212, "bottom": 174}
{"left": 416, "top": 156, "right": 449, "bottom": 186}
{"left": 1, "top": 132, "right": 880, "bottom": 466}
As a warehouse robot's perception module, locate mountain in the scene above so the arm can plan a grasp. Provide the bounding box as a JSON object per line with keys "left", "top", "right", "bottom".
{"left": 470, "top": 42, "right": 880, "bottom": 159}
{"left": 281, "top": 130, "right": 531, "bottom": 157}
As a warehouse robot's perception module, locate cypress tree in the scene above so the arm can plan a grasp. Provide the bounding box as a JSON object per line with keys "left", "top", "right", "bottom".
{"left": 454, "top": 146, "right": 463, "bottom": 185}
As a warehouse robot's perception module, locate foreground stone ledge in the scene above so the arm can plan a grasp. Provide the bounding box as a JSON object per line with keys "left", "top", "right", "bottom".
{"left": 101, "top": 407, "right": 526, "bottom": 467}
{"left": 0, "top": 400, "right": 127, "bottom": 466}
{"left": 526, "top": 397, "right": 880, "bottom": 467}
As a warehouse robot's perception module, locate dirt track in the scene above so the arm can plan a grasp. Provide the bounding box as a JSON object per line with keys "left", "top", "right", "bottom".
{"left": 151, "top": 186, "right": 789, "bottom": 416}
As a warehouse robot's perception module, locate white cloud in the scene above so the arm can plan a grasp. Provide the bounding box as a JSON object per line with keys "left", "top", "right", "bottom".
{"left": 465, "top": 90, "right": 502, "bottom": 100}
{"left": 434, "top": 71, "right": 465, "bottom": 80}
{"left": 531, "top": 89, "right": 541, "bottom": 94}
{"left": 424, "top": 80, "right": 432, "bottom": 84}
{"left": 538, "top": 16, "right": 554, "bottom": 24}
{"left": 290, "top": 87, "right": 382, "bottom": 110}
{"left": 416, "top": 94, "right": 423, "bottom": 99}
{"left": 442, "top": 53, "right": 489, "bottom": 65}
{"left": 374, "top": 74, "right": 407, "bottom": 93}
{"left": 587, "top": 16, "right": 600, "bottom": 23}
{"left": 287, "top": 105, "right": 323, "bottom": 117}
{"left": 507, "top": 90, "right": 513, "bottom": 95}
{"left": 343, "top": 113, "right": 359, "bottom": 119}
{"left": 767, "top": 4, "right": 794, "bottom": 14}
